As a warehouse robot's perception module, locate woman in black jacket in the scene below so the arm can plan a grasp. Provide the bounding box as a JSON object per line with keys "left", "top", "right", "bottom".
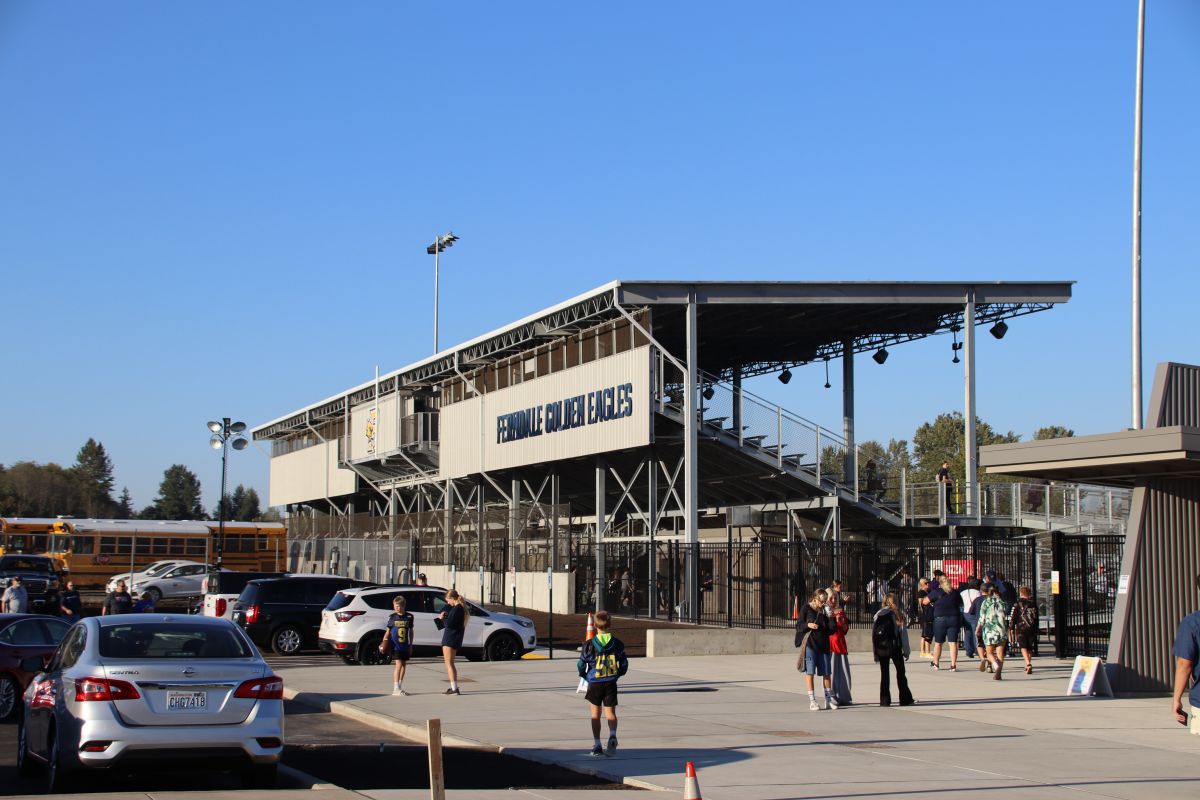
{"left": 438, "top": 590, "right": 469, "bottom": 695}
{"left": 796, "top": 590, "right": 835, "bottom": 710}
{"left": 874, "top": 592, "right": 915, "bottom": 707}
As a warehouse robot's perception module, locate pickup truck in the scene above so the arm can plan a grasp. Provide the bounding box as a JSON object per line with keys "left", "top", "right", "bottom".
{"left": 0, "top": 554, "right": 62, "bottom": 611}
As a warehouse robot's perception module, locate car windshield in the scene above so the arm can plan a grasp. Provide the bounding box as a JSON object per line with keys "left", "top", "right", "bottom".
{"left": 99, "top": 623, "right": 253, "bottom": 659}
{"left": 143, "top": 562, "right": 177, "bottom": 576}
{"left": 0, "top": 557, "right": 51, "bottom": 573}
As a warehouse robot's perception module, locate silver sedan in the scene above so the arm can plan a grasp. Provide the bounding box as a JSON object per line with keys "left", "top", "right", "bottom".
{"left": 17, "top": 614, "right": 284, "bottom": 793}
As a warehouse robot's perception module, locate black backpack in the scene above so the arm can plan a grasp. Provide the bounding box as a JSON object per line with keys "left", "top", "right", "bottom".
{"left": 872, "top": 613, "right": 897, "bottom": 659}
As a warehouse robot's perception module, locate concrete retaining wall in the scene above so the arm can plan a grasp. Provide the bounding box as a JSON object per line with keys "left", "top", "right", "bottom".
{"left": 646, "top": 627, "right": 918, "bottom": 657}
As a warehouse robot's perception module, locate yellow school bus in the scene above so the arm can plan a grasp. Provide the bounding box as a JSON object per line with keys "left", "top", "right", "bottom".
{"left": 26, "top": 519, "right": 287, "bottom": 587}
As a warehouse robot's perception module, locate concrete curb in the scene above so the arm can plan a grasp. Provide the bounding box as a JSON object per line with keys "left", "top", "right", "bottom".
{"left": 281, "top": 687, "right": 672, "bottom": 793}
{"left": 277, "top": 761, "right": 344, "bottom": 791}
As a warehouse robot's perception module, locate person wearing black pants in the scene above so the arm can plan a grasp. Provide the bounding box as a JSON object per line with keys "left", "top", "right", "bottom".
{"left": 874, "top": 592, "right": 915, "bottom": 707}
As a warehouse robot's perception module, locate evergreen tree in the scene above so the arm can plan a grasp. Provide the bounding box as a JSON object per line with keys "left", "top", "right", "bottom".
{"left": 153, "top": 465, "right": 205, "bottom": 520}
{"left": 236, "top": 487, "right": 262, "bottom": 521}
{"left": 116, "top": 487, "right": 136, "bottom": 519}
{"left": 72, "top": 439, "right": 116, "bottom": 518}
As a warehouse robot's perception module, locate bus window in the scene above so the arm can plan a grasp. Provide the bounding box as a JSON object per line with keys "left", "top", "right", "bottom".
{"left": 169, "top": 538, "right": 185, "bottom": 555}
{"left": 185, "top": 539, "right": 206, "bottom": 556}
{"left": 72, "top": 536, "right": 95, "bottom": 555}
{"left": 152, "top": 538, "right": 168, "bottom": 555}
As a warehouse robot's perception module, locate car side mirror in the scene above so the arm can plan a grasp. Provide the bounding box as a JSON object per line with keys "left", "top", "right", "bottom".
{"left": 21, "top": 656, "right": 45, "bottom": 673}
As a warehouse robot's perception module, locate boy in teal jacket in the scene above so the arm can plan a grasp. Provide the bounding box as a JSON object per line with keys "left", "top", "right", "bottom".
{"left": 577, "top": 611, "right": 628, "bottom": 756}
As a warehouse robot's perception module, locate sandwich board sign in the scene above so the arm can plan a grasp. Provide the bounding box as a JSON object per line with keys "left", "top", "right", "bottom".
{"left": 1067, "top": 656, "right": 1113, "bottom": 697}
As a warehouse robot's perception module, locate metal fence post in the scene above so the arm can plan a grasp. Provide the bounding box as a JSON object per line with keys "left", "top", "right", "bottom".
{"left": 1051, "top": 530, "right": 1065, "bottom": 659}
{"left": 726, "top": 524, "right": 733, "bottom": 628}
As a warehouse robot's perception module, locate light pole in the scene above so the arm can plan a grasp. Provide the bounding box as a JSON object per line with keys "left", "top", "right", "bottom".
{"left": 427, "top": 231, "right": 459, "bottom": 353}
{"left": 208, "top": 418, "right": 248, "bottom": 568}
{"left": 1131, "top": 0, "right": 1146, "bottom": 429}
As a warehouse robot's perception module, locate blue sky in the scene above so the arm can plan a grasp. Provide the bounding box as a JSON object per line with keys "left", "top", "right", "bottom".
{"left": 2, "top": 2, "right": 1197, "bottom": 512}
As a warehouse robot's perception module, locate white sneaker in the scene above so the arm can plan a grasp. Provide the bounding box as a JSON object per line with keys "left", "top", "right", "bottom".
{"left": 828, "top": 697, "right": 838, "bottom": 710}
{"left": 809, "top": 699, "right": 820, "bottom": 711}
{"left": 392, "top": 688, "right": 402, "bottom": 696}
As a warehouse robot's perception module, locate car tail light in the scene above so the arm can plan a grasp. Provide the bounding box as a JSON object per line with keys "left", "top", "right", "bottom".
{"left": 333, "top": 642, "right": 351, "bottom": 650}
{"left": 215, "top": 598, "right": 228, "bottom": 617}
{"left": 81, "top": 741, "right": 112, "bottom": 752}
{"left": 334, "top": 610, "right": 365, "bottom": 622}
{"left": 245, "top": 604, "right": 260, "bottom": 624}
{"left": 234, "top": 676, "right": 284, "bottom": 700}
{"left": 75, "top": 677, "right": 141, "bottom": 702}
{"left": 256, "top": 737, "right": 282, "bottom": 749}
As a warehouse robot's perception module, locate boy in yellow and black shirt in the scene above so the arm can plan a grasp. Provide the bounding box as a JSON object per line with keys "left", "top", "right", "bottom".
{"left": 379, "top": 595, "right": 414, "bottom": 696}
{"left": 577, "top": 611, "right": 628, "bottom": 757}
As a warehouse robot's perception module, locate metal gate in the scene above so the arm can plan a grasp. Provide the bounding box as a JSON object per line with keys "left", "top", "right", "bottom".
{"left": 1052, "top": 531, "right": 1125, "bottom": 657}
{"left": 579, "top": 535, "right": 1039, "bottom": 630}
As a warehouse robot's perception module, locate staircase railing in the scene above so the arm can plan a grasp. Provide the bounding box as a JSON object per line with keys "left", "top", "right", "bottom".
{"left": 904, "top": 480, "right": 1132, "bottom": 528}
{"left": 652, "top": 350, "right": 898, "bottom": 513}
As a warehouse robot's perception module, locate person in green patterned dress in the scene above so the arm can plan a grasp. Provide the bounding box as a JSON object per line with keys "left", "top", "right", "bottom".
{"left": 975, "top": 583, "right": 1009, "bottom": 680}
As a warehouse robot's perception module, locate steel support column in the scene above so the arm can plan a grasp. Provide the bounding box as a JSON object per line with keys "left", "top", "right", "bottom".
{"left": 842, "top": 338, "right": 855, "bottom": 486}
{"left": 510, "top": 478, "right": 520, "bottom": 572}
{"left": 595, "top": 459, "right": 607, "bottom": 613}
{"left": 683, "top": 292, "right": 700, "bottom": 622}
{"left": 964, "top": 288, "right": 978, "bottom": 517}
{"left": 444, "top": 479, "right": 453, "bottom": 566}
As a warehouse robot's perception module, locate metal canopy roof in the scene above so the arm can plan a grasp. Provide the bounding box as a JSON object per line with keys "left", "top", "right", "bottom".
{"left": 981, "top": 426, "right": 1200, "bottom": 486}
{"left": 255, "top": 279, "right": 1072, "bottom": 440}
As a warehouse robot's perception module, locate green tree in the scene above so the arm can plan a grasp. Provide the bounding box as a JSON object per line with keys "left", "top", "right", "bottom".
{"left": 236, "top": 487, "right": 261, "bottom": 521}
{"left": 0, "top": 461, "right": 82, "bottom": 517}
{"left": 911, "top": 411, "right": 1020, "bottom": 485}
{"left": 1034, "top": 425, "right": 1075, "bottom": 440}
{"left": 153, "top": 465, "right": 205, "bottom": 520}
{"left": 72, "top": 438, "right": 116, "bottom": 518}
{"left": 115, "top": 487, "right": 136, "bottom": 519}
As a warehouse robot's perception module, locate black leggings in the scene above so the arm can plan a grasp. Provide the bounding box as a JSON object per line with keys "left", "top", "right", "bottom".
{"left": 878, "top": 650, "right": 913, "bottom": 706}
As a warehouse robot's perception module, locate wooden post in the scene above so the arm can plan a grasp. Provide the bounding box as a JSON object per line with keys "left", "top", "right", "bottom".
{"left": 427, "top": 718, "right": 445, "bottom": 800}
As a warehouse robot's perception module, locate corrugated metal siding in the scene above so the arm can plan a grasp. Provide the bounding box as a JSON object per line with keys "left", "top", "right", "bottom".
{"left": 1114, "top": 477, "right": 1200, "bottom": 692}
{"left": 1154, "top": 363, "right": 1200, "bottom": 428}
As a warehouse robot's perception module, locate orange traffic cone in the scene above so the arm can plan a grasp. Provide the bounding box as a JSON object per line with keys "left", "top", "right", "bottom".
{"left": 791, "top": 595, "right": 800, "bottom": 621}
{"left": 683, "top": 761, "right": 703, "bottom": 800}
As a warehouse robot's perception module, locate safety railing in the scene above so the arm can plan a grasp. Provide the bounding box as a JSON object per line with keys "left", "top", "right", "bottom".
{"left": 904, "top": 480, "right": 1132, "bottom": 529}
{"left": 653, "top": 350, "right": 902, "bottom": 515}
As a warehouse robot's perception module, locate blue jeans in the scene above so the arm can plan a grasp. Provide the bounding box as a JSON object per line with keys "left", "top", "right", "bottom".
{"left": 962, "top": 612, "right": 979, "bottom": 658}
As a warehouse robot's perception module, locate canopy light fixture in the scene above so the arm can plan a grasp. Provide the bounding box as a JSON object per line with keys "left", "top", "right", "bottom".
{"left": 872, "top": 348, "right": 889, "bottom": 365}
{"left": 778, "top": 368, "right": 792, "bottom": 385}
{"left": 823, "top": 358, "right": 831, "bottom": 390}
{"left": 702, "top": 385, "right": 715, "bottom": 401}
{"left": 990, "top": 320, "right": 1008, "bottom": 340}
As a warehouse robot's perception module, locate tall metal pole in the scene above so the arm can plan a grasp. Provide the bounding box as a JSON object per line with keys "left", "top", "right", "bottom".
{"left": 217, "top": 417, "right": 229, "bottom": 568}
{"left": 439, "top": 242, "right": 444, "bottom": 352}
{"left": 1131, "top": 0, "right": 1146, "bottom": 430}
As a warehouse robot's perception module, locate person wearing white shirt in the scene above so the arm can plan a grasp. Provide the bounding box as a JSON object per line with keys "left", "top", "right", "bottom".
{"left": 960, "top": 576, "right": 983, "bottom": 662}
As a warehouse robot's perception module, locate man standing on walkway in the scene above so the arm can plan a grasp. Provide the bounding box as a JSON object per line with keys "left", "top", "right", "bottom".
{"left": 2, "top": 577, "right": 28, "bottom": 614}
{"left": 1173, "top": 573, "right": 1200, "bottom": 734}
{"left": 937, "top": 461, "right": 954, "bottom": 514}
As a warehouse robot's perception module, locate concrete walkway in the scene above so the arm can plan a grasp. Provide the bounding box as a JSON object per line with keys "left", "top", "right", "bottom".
{"left": 278, "top": 651, "right": 1200, "bottom": 800}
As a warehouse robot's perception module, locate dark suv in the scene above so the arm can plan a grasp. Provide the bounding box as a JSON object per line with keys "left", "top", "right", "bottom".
{"left": 231, "top": 575, "right": 369, "bottom": 656}
{"left": 0, "top": 555, "right": 61, "bottom": 612}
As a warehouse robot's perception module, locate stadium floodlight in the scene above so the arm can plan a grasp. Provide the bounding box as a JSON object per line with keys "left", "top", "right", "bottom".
{"left": 990, "top": 320, "right": 1008, "bottom": 340}
{"left": 872, "top": 348, "right": 889, "bottom": 365}
{"left": 779, "top": 368, "right": 792, "bottom": 385}
{"left": 702, "top": 385, "right": 715, "bottom": 401}
{"left": 207, "top": 417, "right": 248, "bottom": 569}
{"left": 427, "top": 231, "right": 460, "bottom": 353}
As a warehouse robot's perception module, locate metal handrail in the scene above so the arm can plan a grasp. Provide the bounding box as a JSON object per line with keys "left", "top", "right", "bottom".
{"left": 904, "top": 480, "right": 1132, "bottom": 528}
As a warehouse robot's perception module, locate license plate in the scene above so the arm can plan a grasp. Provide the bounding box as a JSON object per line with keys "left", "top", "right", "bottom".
{"left": 167, "top": 691, "right": 207, "bottom": 711}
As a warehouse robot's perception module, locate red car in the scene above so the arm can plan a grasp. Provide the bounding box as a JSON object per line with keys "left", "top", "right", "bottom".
{"left": 0, "top": 614, "right": 72, "bottom": 721}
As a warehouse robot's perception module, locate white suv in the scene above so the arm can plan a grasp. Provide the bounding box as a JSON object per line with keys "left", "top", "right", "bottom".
{"left": 318, "top": 585, "right": 536, "bottom": 665}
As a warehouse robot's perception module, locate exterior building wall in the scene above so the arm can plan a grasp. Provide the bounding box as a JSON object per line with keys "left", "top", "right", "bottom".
{"left": 269, "top": 440, "right": 356, "bottom": 507}
{"left": 441, "top": 346, "right": 652, "bottom": 480}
